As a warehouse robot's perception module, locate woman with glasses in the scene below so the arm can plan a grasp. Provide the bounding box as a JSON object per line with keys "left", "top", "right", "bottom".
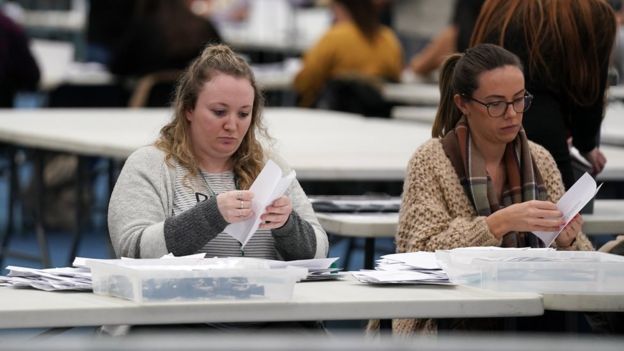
{"left": 471, "top": 0, "right": 616, "bottom": 189}
{"left": 390, "top": 43, "right": 592, "bottom": 335}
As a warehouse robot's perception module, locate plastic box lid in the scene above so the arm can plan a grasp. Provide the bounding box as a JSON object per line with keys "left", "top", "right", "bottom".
{"left": 435, "top": 248, "right": 624, "bottom": 293}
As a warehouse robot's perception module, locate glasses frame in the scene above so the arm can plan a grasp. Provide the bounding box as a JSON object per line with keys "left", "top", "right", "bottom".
{"left": 461, "top": 92, "right": 534, "bottom": 118}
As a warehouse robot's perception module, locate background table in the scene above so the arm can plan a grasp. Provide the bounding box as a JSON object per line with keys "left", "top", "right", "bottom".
{"left": 0, "top": 107, "right": 432, "bottom": 181}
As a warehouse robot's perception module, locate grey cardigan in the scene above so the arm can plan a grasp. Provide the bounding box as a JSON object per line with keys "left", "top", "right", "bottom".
{"left": 108, "top": 145, "right": 329, "bottom": 259}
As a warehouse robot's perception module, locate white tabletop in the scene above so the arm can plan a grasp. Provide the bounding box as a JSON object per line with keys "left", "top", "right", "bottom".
{"left": 382, "top": 83, "right": 440, "bottom": 106}
{"left": 582, "top": 200, "right": 624, "bottom": 234}
{"left": 218, "top": 2, "right": 330, "bottom": 54}
{"left": 391, "top": 106, "right": 436, "bottom": 124}
{"left": 30, "top": 40, "right": 114, "bottom": 91}
{"left": 542, "top": 293, "right": 624, "bottom": 312}
{"left": 1, "top": 107, "right": 622, "bottom": 181}
{"left": 0, "top": 107, "right": 432, "bottom": 181}
{"left": 0, "top": 278, "right": 542, "bottom": 329}
{"left": 316, "top": 212, "right": 398, "bottom": 238}
{"left": 602, "top": 102, "right": 624, "bottom": 147}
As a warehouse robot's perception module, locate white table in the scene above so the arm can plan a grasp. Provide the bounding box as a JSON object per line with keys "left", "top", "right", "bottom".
{"left": 30, "top": 40, "right": 113, "bottom": 91}
{"left": 218, "top": 2, "right": 330, "bottom": 55}
{"left": 317, "top": 212, "right": 399, "bottom": 269}
{"left": 602, "top": 102, "right": 624, "bottom": 147}
{"left": 382, "top": 83, "right": 440, "bottom": 106}
{"left": 543, "top": 293, "right": 624, "bottom": 312}
{"left": 0, "top": 279, "right": 542, "bottom": 329}
{"left": 0, "top": 107, "right": 432, "bottom": 181}
{"left": 391, "top": 106, "right": 436, "bottom": 124}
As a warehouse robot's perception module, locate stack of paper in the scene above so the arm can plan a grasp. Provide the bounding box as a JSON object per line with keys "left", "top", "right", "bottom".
{"left": 266, "top": 257, "right": 343, "bottom": 281}
{"left": 0, "top": 266, "right": 91, "bottom": 291}
{"left": 352, "top": 252, "right": 452, "bottom": 285}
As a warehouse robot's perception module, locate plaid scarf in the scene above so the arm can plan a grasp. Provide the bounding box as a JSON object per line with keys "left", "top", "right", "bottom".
{"left": 441, "top": 116, "right": 548, "bottom": 247}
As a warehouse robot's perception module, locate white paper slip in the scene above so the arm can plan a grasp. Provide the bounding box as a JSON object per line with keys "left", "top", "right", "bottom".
{"left": 533, "top": 172, "right": 602, "bottom": 247}
{"left": 351, "top": 270, "right": 453, "bottom": 285}
{"left": 223, "top": 160, "right": 296, "bottom": 247}
{"left": 380, "top": 252, "right": 440, "bottom": 270}
{"left": 266, "top": 257, "right": 339, "bottom": 270}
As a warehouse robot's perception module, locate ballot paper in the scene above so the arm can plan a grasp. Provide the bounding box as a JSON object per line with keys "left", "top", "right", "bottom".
{"left": 267, "top": 257, "right": 343, "bottom": 281}
{"left": 352, "top": 270, "right": 453, "bottom": 285}
{"left": 533, "top": 172, "right": 602, "bottom": 247}
{"left": 265, "top": 257, "right": 339, "bottom": 270}
{"left": 223, "top": 160, "right": 296, "bottom": 247}
{"left": 378, "top": 252, "right": 440, "bottom": 270}
{"left": 354, "top": 251, "right": 452, "bottom": 285}
{"left": 0, "top": 266, "right": 91, "bottom": 291}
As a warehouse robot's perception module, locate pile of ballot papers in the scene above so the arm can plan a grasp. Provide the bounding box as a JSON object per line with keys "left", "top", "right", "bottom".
{"left": 266, "top": 257, "right": 343, "bottom": 281}
{"left": 0, "top": 266, "right": 92, "bottom": 291}
{"left": 351, "top": 252, "right": 453, "bottom": 285}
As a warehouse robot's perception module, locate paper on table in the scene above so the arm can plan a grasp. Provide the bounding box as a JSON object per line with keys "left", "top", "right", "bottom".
{"left": 266, "top": 257, "right": 339, "bottom": 270}
{"left": 380, "top": 252, "right": 440, "bottom": 270}
{"left": 351, "top": 270, "right": 453, "bottom": 285}
{"left": 223, "top": 160, "right": 296, "bottom": 247}
{"left": 533, "top": 172, "right": 602, "bottom": 247}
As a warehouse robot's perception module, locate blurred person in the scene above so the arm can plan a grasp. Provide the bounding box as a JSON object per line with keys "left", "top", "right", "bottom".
{"left": 108, "top": 44, "right": 328, "bottom": 261}
{"left": 608, "top": 0, "right": 624, "bottom": 84}
{"left": 293, "top": 0, "right": 402, "bottom": 116}
{"left": 409, "top": 0, "right": 485, "bottom": 79}
{"left": 471, "top": 0, "right": 617, "bottom": 189}
{"left": 387, "top": 43, "right": 593, "bottom": 335}
{"left": 86, "top": 0, "right": 137, "bottom": 65}
{"left": 108, "top": 0, "right": 222, "bottom": 77}
{"left": 192, "top": 0, "right": 250, "bottom": 23}
{"left": 0, "top": 10, "right": 39, "bottom": 107}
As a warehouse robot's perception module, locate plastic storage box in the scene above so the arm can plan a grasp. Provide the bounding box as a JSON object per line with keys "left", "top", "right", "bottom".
{"left": 86, "top": 257, "right": 308, "bottom": 303}
{"left": 435, "top": 248, "right": 624, "bottom": 293}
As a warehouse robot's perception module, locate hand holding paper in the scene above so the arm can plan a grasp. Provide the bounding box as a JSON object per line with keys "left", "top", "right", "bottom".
{"left": 533, "top": 173, "right": 602, "bottom": 247}
{"left": 223, "top": 160, "right": 296, "bottom": 247}
{"left": 259, "top": 196, "right": 292, "bottom": 230}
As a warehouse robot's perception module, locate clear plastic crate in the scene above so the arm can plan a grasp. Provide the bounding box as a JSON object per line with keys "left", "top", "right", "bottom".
{"left": 435, "top": 248, "right": 624, "bottom": 293}
{"left": 86, "top": 257, "right": 308, "bottom": 303}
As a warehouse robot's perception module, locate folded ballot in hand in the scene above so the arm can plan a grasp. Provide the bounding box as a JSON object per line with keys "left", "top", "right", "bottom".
{"left": 223, "top": 160, "right": 295, "bottom": 247}
{"left": 533, "top": 172, "right": 602, "bottom": 247}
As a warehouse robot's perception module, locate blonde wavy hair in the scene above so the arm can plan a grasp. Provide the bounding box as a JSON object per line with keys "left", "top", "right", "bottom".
{"left": 155, "top": 44, "right": 268, "bottom": 190}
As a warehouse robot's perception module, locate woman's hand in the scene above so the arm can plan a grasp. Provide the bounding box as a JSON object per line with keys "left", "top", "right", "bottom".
{"left": 582, "top": 147, "right": 607, "bottom": 175}
{"left": 216, "top": 190, "right": 254, "bottom": 223}
{"left": 556, "top": 214, "right": 583, "bottom": 248}
{"left": 486, "top": 200, "right": 565, "bottom": 239}
{"left": 259, "top": 196, "right": 292, "bottom": 230}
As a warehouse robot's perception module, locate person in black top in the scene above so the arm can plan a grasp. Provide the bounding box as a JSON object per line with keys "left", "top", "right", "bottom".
{"left": 108, "top": 0, "right": 222, "bottom": 77}
{"left": 409, "top": 0, "right": 484, "bottom": 78}
{"left": 471, "top": 0, "right": 616, "bottom": 189}
{"left": 0, "top": 11, "right": 40, "bottom": 107}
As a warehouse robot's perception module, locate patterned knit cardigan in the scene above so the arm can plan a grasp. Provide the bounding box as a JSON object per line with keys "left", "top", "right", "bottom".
{"left": 392, "top": 138, "right": 594, "bottom": 335}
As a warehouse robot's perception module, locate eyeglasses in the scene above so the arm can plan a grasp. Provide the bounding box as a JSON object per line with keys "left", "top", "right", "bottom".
{"left": 462, "top": 92, "right": 533, "bottom": 118}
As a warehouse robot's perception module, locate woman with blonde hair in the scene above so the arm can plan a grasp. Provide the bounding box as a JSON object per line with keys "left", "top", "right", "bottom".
{"left": 108, "top": 44, "right": 328, "bottom": 260}
{"left": 471, "top": 0, "right": 617, "bottom": 189}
